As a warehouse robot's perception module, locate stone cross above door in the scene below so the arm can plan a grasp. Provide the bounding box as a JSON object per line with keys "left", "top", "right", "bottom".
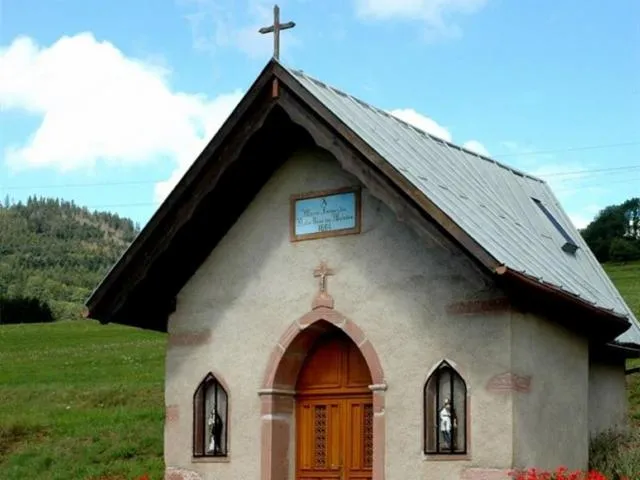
{"left": 312, "top": 261, "right": 335, "bottom": 310}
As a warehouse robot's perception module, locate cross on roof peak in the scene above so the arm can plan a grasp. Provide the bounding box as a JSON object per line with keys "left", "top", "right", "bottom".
{"left": 258, "top": 4, "right": 295, "bottom": 60}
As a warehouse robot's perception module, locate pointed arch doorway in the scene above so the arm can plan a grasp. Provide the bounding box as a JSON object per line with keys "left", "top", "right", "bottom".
{"left": 260, "top": 309, "right": 386, "bottom": 480}
{"left": 295, "top": 328, "right": 373, "bottom": 480}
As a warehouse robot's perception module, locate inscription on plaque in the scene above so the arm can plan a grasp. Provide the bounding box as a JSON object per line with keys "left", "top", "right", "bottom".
{"left": 290, "top": 187, "right": 361, "bottom": 241}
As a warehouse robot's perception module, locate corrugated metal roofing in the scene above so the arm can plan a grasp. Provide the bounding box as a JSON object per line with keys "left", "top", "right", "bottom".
{"left": 284, "top": 65, "right": 640, "bottom": 346}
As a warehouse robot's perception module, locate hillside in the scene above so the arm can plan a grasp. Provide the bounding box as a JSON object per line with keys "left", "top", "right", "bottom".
{"left": 0, "top": 197, "right": 139, "bottom": 322}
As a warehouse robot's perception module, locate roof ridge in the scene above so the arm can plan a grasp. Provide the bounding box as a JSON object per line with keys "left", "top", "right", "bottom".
{"left": 284, "top": 65, "right": 546, "bottom": 184}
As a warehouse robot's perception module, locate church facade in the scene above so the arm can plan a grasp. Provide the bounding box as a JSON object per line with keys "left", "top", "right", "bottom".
{"left": 86, "top": 60, "right": 640, "bottom": 480}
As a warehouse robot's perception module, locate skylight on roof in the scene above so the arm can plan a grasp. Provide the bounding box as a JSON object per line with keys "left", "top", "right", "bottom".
{"left": 532, "top": 198, "right": 579, "bottom": 254}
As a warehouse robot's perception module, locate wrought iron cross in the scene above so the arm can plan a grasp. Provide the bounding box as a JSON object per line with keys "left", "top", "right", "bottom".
{"left": 313, "top": 261, "right": 334, "bottom": 294}
{"left": 258, "top": 4, "right": 295, "bottom": 60}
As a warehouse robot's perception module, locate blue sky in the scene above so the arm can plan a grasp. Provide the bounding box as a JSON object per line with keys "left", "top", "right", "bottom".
{"left": 1, "top": 0, "right": 638, "bottom": 229}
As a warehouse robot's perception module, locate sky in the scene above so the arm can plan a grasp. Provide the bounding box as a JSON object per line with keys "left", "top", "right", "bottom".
{"left": 1, "top": 0, "right": 639, "bottom": 229}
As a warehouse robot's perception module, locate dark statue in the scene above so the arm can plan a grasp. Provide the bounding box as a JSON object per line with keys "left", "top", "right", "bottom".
{"left": 207, "top": 406, "right": 224, "bottom": 455}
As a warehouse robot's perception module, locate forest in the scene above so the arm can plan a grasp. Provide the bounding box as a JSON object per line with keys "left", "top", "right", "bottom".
{"left": 0, "top": 196, "right": 138, "bottom": 324}
{"left": 580, "top": 197, "right": 640, "bottom": 262}
{"left": 0, "top": 195, "right": 638, "bottom": 324}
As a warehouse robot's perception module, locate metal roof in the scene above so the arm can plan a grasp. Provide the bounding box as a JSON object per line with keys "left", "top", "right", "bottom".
{"left": 284, "top": 66, "right": 640, "bottom": 346}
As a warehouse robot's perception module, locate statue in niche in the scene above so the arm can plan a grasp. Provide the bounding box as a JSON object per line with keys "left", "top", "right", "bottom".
{"left": 438, "top": 398, "right": 457, "bottom": 450}
{"left": 207, "top": 406, "right": 224, "bottom": 455}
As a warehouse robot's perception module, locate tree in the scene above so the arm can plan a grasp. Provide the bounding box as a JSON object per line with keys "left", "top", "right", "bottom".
{"left": 0, "top": 296, "right": 55, "bottom": 324}
{"left": 0, "top": 196, "right": 140, "bottom": 323}
{"left": 609, "top": 238, "right": 640, "bottom": 262}
{"left": 621, "top": 197, "right": 640, "bottom": 239}
{"left": 582, "top": 197, "right": 640, "bottom": 262}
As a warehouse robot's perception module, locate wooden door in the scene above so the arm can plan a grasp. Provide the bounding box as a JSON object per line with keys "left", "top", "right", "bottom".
{"left": 295, "top": 331, "right": 373, "bottom": 480}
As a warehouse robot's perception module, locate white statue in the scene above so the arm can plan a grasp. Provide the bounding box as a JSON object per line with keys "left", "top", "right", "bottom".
{"left": 438, "top": 398, "right": 457, "bottom": 450}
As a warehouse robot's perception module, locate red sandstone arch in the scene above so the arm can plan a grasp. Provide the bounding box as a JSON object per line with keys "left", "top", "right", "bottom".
{"left": 262, "top": 307, "right": 385, "bottom": 390}
{"left": 259, "top": 307, "right": 386, "bottom": 480}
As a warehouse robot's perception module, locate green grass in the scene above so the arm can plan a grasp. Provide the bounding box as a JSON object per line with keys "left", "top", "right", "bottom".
{"left": 604, "top": 262, "right": 640, "bottom": 323}
{"left": 604, "top": 261, "right": 640, "bottom": 425}
{"left": 0, "top": 320, "right": 166, "bottom": 480}
{"left": 589, "top": 429, "right": 640, "bottom": 479}
{"left": 0, "top": 262, "right": 638, "bottom": 479}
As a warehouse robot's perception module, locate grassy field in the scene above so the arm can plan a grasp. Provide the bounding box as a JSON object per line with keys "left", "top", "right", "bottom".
{"left": 605, "top": 261, "right": 640, "bottom": 425}
{"left": 0, "top": 262, "right": 638, "bottom": 479}
{"left": 0, "top": 321, "right": 166, "bottom": 479}
{"left": 605, "top": 262, "right": 640, "bottom": 325}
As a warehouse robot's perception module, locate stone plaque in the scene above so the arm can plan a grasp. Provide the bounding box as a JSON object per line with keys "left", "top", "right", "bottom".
{"left": 290, "top": 186, "right": 361, "bottom": 241}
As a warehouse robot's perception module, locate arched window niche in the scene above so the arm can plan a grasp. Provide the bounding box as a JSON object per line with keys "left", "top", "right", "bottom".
{"left": 193, "top": 372, "right": 229, "bottom": 458}
{"left": 423, "top": 361, "right": 468, "bottom": 455}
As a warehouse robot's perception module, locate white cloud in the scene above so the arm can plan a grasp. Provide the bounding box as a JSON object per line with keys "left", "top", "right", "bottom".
{"left": 354, "top": 0, "right": 489, "bottom": 38}
{"left": 152, "top": 92, "right": 243, "bottom": 202}
{"left": 0, "top": 32, "right": 244, "bottom": 202}
{"left": 388, "top": 108, "right": 490, "bottom": 159}
{"left": 568, "top": 213, "right": 592, "bottom": 230}
{"left": 462, "top": 139, "right": 489, "bottom": 156}
{"left": 568, "top": 204, "right": 601, "bottom": 230}
{"left": 389, "top": 108, "right": 452, "bottom": 141}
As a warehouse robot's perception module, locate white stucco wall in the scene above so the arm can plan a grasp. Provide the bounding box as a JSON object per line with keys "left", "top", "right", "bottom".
{"left": 511, "top": 312, "right": 590, "bottom": 470}
{"left": 588, "top": 359, "right": 628, "bottom": 437}
{"left": 163, "top": 147, "right": 599, "bottom": 479}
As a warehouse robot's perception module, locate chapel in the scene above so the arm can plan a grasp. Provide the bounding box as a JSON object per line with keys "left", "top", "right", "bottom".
{"left": 85, "top": 12, "right": 640, "bottom": 480}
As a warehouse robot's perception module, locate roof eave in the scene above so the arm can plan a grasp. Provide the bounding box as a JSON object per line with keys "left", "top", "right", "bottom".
{"left": 590, "top": 341, "right": 640, "bottom": 365}
{"left": 609, "top": 341, "right": 640, "bottom": 358}
{"left": 495, "top": 265, "right": 631, "bottom": 341}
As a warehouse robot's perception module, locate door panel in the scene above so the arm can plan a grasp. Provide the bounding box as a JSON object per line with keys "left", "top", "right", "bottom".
{"left": 345, "top": 399, "right": 373, "bottom": 478}
{"left": 296, "top": 332, "right": 372, "bottom": 396}
{"left": 296, "top": 398, "right": 343, "bottom": 480}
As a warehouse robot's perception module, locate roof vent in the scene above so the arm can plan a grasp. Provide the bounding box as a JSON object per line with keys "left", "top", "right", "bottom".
{"left": 561, "top": 242, "right": 579, "bottom": 255}
{"left": 532, "top": 198, "right": 579, "bottom": 255}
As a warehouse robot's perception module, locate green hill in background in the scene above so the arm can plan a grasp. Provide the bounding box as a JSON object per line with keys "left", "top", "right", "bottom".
{"left": 0, "top": 196, "right": 139, "bottom": 322}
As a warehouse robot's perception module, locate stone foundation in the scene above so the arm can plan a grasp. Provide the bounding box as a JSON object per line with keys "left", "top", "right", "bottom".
{"left": 461, "top": 468, "right": 512, "bottom": 479}
{"left": 165, "top": 466, "right": 202, "bottom": 480}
